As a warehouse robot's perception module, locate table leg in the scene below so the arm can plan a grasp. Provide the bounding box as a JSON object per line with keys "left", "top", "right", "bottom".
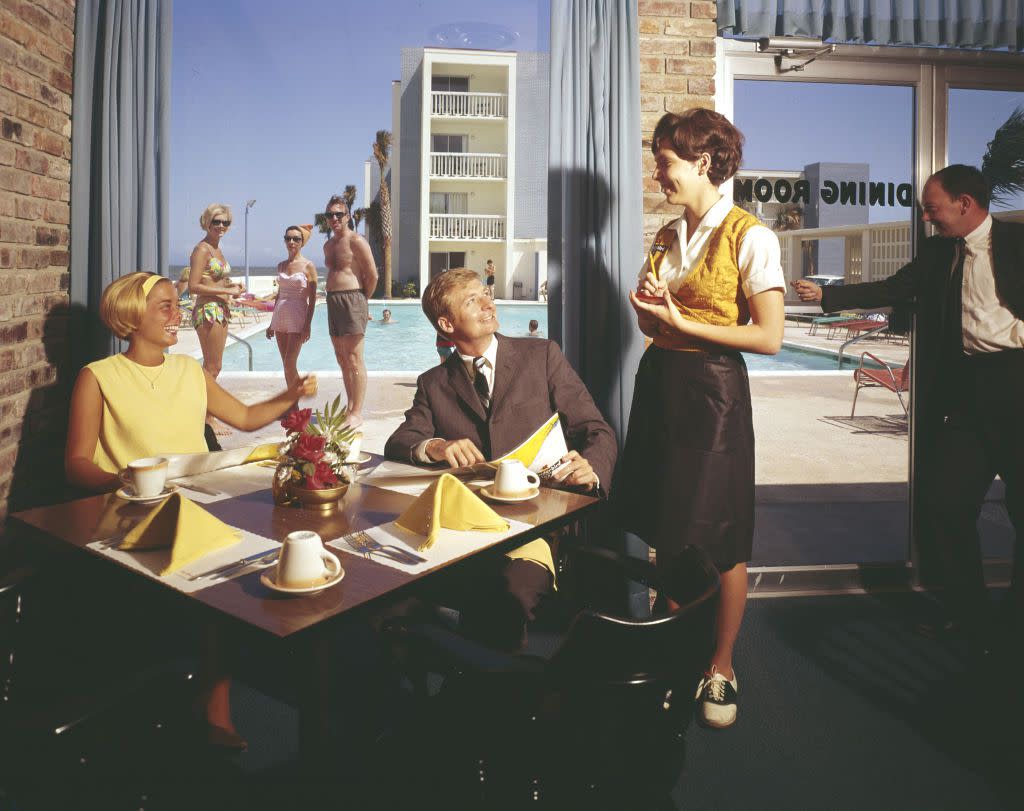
{"left": 297, "top": 630, "right": 331, "bottom": 772}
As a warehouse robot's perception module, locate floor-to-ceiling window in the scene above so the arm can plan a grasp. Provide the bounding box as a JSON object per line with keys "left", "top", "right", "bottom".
{"left": 720, "top": 42, "right": 1021, "bottom": 590}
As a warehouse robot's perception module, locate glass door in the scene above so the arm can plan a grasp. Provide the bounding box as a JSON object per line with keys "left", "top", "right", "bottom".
{"left": 731, "top": 78, "right": 915, "bottom": 569}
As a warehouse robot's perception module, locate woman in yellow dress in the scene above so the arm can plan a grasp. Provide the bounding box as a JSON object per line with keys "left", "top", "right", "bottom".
{"left": 66, "top": 272, "right": 317, "bottom": 747}
{"left": 614, "top": 110, "right": 785, "bottom": 730}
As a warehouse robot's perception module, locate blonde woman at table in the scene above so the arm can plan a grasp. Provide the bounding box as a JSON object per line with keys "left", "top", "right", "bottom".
{"left": 189, "top": 203, "right": 245, "bottom": 445}
{"left": 65, "top": 272, "right": 317, "bottom": 492}
{"left": 265, "top": 224, "right": 318, "bottom": 393}
{"left": 65, "top": 272, "right": 317, "bottom": 749}
{"left": 613, "top": 110, "right": 784, "bottom": 731}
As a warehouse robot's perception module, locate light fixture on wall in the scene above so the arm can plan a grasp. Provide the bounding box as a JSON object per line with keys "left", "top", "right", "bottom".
{"left": 756, "top": 36, "right": 835, "bottom": 73}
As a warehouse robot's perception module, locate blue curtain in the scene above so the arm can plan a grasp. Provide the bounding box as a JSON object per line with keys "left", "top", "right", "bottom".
{"left": 549, "top": 0, "right": 644, "bottom": 444}
{"left": 70, "top": 0, "right": 172, "bottom": 365}
{"left": 719, "top": 0, "right": 1024, "bottom": 51}
{"left": 550, "top": 0, "right": 647, "bottom": 615}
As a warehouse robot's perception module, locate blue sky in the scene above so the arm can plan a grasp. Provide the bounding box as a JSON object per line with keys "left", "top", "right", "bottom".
{"left": 169, "top": 0, "right": 549, "bottom": 269}
{"left": 735, "top": 82, "right": 1024, "bottom": 223}
{"left": 170, "top": 4, "right": 1024, "bottom": 269}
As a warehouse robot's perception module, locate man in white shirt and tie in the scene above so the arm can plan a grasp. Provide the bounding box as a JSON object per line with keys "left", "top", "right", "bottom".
{"left": 793, "top": 164, "right": 1024, "bottom": 657}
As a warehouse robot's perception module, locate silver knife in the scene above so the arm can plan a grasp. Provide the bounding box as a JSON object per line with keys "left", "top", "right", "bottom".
{"left": 188, "top": 549, "right": 279, "bottom": 581}
{"left": 175, "top": 481, "right": 223, "bottom": 497}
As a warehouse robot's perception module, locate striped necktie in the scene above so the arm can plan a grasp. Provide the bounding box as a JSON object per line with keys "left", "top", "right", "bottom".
{"left": 472, "top": 356, "right": 491, "bottom": 414}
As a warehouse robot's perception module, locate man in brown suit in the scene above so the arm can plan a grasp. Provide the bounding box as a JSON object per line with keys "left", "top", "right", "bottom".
{"left": 385, "top": 268, "right": 617, "bottom": 649}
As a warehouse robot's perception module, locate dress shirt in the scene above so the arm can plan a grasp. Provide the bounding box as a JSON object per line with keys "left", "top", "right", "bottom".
{"left": 959, "top": 215, "right": 1024, "bottom": 353}
{"left": 638, "top": 195, "right": 786, "bottom": 298}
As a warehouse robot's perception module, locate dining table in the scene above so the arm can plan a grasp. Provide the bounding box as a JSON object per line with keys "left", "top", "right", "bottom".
{"left": 7, "top": 454, "right": 602, "bottom": 769}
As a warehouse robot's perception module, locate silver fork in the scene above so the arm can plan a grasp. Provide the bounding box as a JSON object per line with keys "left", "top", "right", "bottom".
{"left": 343, "top": 531, "right": 426, "bottom": 565}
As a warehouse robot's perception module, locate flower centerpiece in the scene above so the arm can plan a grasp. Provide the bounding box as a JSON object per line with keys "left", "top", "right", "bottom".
{"left": 274, "top": 396, "right": 359, "bottom": 509}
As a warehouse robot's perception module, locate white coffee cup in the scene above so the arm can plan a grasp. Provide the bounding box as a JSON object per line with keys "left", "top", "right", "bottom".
{"left": 493, "top": 459, "right": 540, "bottom": 497}
{"left": 123, "top": 457, "right": 168, "bottom": 498}
{"left": 276, "top": 530, "right": 341, "bottom": 589}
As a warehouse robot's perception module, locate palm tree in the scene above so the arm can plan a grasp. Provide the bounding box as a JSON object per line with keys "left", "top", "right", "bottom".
{"left": 372, "top": 130, "right": 393, "bottom": 298}
{"left": 343, "top": 185, "right": 358, "bottom": 230}
{"left": 982, "top": 106, "right": 1024, "bottom": 207}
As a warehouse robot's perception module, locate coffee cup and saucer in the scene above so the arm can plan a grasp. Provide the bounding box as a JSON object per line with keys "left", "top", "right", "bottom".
{"left": 116, "top": 457, "right": 178, "bottom": 503}
{"left": 479, "top": 459, "right": 541, "bottom": 503}
{"left": 260, "top": 531, "right": 344, "bottom": 596}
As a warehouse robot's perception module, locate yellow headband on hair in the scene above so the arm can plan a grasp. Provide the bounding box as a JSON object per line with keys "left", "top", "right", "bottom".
{"left": 141, "top": 275, "right": 163, "bottom": 297}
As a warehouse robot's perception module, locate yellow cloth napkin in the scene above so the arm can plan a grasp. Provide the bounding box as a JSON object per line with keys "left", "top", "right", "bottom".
{"left": 506, "top": 538, "right": 557, "bottom": 584}
{"left": 243, "top": 442, "right": 283, "bottom": 464}
{"left": 118, "top": 493, "right": 241, "bottom": 576}
{"left": 395, "top": 473, "right": 509, "bottom": 550}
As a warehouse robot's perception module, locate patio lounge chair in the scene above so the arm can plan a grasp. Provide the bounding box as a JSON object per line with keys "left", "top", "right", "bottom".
{"left": 851, "top": 351, "right": 909, "bottom": 417}
{"left": 807, "top": 314, "right": 858, "bottom": 337}
{"left": 828, "top": 318, "right": 888, "bottom": 341}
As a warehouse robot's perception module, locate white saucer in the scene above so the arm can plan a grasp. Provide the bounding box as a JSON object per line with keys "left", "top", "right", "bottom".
{"left": 347, "top": 453, "right": 372, "bottom": 465}
{"left": 115, "top": 484, "right": 179, "bottom": 503}
{"left": 479, "top": 485, "right": 540, "bottom": 503}
{"left": 260, "top": 565, "right": 345, "bottom": 596}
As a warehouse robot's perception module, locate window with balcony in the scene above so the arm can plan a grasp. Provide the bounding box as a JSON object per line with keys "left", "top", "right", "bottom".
{"left": 431, "top": 75, "right": 469, "bottom": 92}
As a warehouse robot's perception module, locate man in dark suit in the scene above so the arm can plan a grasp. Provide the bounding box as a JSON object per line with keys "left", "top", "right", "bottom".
{"left": 386, "top": 268, "right": 617, "bottom": 649}
{"left": 794, "top": 165, "right": 1024, "bottom": 652}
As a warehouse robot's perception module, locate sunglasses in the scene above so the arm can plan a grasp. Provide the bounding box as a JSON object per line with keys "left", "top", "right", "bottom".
{"left": 284, "top": 235, "right": 302, "bottom": 243}
{"left": 324, "top": 211, "right": 348, "bottom": 220}
{"left": 211, "top": 218, "right": 232, "bottom": 227}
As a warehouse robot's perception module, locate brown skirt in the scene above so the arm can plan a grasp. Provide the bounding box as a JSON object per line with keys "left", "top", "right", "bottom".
{"left": 611, "top": 345, "right": 755, "bottom": 571}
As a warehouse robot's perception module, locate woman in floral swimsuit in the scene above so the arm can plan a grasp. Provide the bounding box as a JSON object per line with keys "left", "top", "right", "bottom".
{"left": 188, "top": 203, "right": 246, "bottom": 438}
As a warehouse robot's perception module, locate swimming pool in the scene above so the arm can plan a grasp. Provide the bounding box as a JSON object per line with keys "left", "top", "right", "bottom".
{"left": 222, "top": 302, "right": 547, "bottom": 373}
{"left": 220, "top": 302, "right": 865, "bottom": 373}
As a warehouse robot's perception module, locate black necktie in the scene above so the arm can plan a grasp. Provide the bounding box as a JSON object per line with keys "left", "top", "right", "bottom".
{"left": 944, "top": 238, "right": 966, "bottom": 360}
{"left": 472, "top": 356, "right": 491, "bottom": 414}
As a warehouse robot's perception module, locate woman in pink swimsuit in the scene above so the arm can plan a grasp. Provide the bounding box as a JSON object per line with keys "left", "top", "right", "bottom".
{"left": 266, "top": 224, "right": 318, "bottom": 391}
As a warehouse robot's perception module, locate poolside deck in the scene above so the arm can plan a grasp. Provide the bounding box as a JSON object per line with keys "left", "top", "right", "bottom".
{"left": 174, "top": 304, "right": 923, "bottom": 568}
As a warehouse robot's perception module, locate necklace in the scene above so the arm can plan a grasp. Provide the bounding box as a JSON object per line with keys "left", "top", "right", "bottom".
{"left": 130, "top": 358, "right": 166, "bottom": 389}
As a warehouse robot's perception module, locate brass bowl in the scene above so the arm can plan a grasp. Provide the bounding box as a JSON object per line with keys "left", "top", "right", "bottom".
{"left": 290, "top": 482, "right": 349, "bottom": 513}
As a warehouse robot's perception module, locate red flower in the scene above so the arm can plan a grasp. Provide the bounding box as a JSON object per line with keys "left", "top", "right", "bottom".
{"left": 281, "top": 408, "right": 312, "bottom": 434}
{"left": 304, "top": 461, "right": 339, "bottom": 490}
{"left": 292, "top": 434, "right": 326, "bottom": 463}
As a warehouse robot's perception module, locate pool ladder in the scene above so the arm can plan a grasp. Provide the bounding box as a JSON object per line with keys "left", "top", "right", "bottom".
{"left": 227, "top": 331, "right": 254, "bottom": 371}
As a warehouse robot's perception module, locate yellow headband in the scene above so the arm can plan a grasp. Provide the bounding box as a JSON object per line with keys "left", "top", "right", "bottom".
{"left": 141, "top": 274, "right": 163, "bottom": 297}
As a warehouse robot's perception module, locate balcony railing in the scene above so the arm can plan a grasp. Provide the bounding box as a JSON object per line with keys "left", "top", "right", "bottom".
{"left": 431, "top": 91, "right": 507, "bottom": 118}
{"left": 430, "top": 152, "right": 507, "bottom": 179}
{"left": 429, "top": 214, "right": 506, "bottom": 241}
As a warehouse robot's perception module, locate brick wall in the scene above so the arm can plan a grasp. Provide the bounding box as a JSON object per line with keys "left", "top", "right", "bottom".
{"left": 0, "top": 0, "right": 75, "bottom": 523}
{"left": 638, "top": 0, "right": 718, "bottom": 241}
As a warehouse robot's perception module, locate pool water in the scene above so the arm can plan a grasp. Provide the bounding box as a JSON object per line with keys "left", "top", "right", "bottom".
{"left": 222, "top": 302, "right": 548, "bottom": 373}
{"left": 220, "top": 301, "right": 865, "bottom": 373}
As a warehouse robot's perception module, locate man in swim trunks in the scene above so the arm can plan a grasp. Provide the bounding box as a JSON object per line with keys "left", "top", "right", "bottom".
{"left": 323, "top": 194, "right": 379, "bottom": 428}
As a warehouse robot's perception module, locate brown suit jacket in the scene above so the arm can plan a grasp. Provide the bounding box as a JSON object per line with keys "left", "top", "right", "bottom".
{"left": 385, "top": 336, "right": 617, "bottom": 488}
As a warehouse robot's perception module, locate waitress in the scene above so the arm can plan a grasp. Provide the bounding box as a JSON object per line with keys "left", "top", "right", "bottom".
{"left": 613, "top": 109, "right": 785, "bottom": 730}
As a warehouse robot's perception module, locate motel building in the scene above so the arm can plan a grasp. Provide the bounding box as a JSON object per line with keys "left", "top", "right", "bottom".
{"left": 390, "top": 47, "right": 549, "bottom": 301}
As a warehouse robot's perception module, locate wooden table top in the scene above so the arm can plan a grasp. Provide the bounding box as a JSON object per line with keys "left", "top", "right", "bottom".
{"left": 10, "top": 461, "right": 600, "bottom": 640}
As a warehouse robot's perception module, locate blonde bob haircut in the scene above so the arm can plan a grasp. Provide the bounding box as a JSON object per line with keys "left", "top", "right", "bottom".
{"left": 421, "top": 267, "right": 482, "bottom": 330}
{"left": 99, "top": 272, "right": 170, "bottom": 339}
{"left": 199, "top": 203, "right": 232, "bottom": 230}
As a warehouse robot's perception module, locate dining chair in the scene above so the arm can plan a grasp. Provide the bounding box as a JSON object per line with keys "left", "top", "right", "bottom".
{"left": 0, "top": 541, "right": 201, "bottom": 809}
{"left": 382, "top": 544, "right": 721, "bottom": 808}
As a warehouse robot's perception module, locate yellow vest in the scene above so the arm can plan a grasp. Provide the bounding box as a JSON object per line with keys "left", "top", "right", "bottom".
{"left": 86, "top": 353, "right": 209, "bottom": 473}
{"left": 649, "top": 205, "right": 760, "bottom": 351}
